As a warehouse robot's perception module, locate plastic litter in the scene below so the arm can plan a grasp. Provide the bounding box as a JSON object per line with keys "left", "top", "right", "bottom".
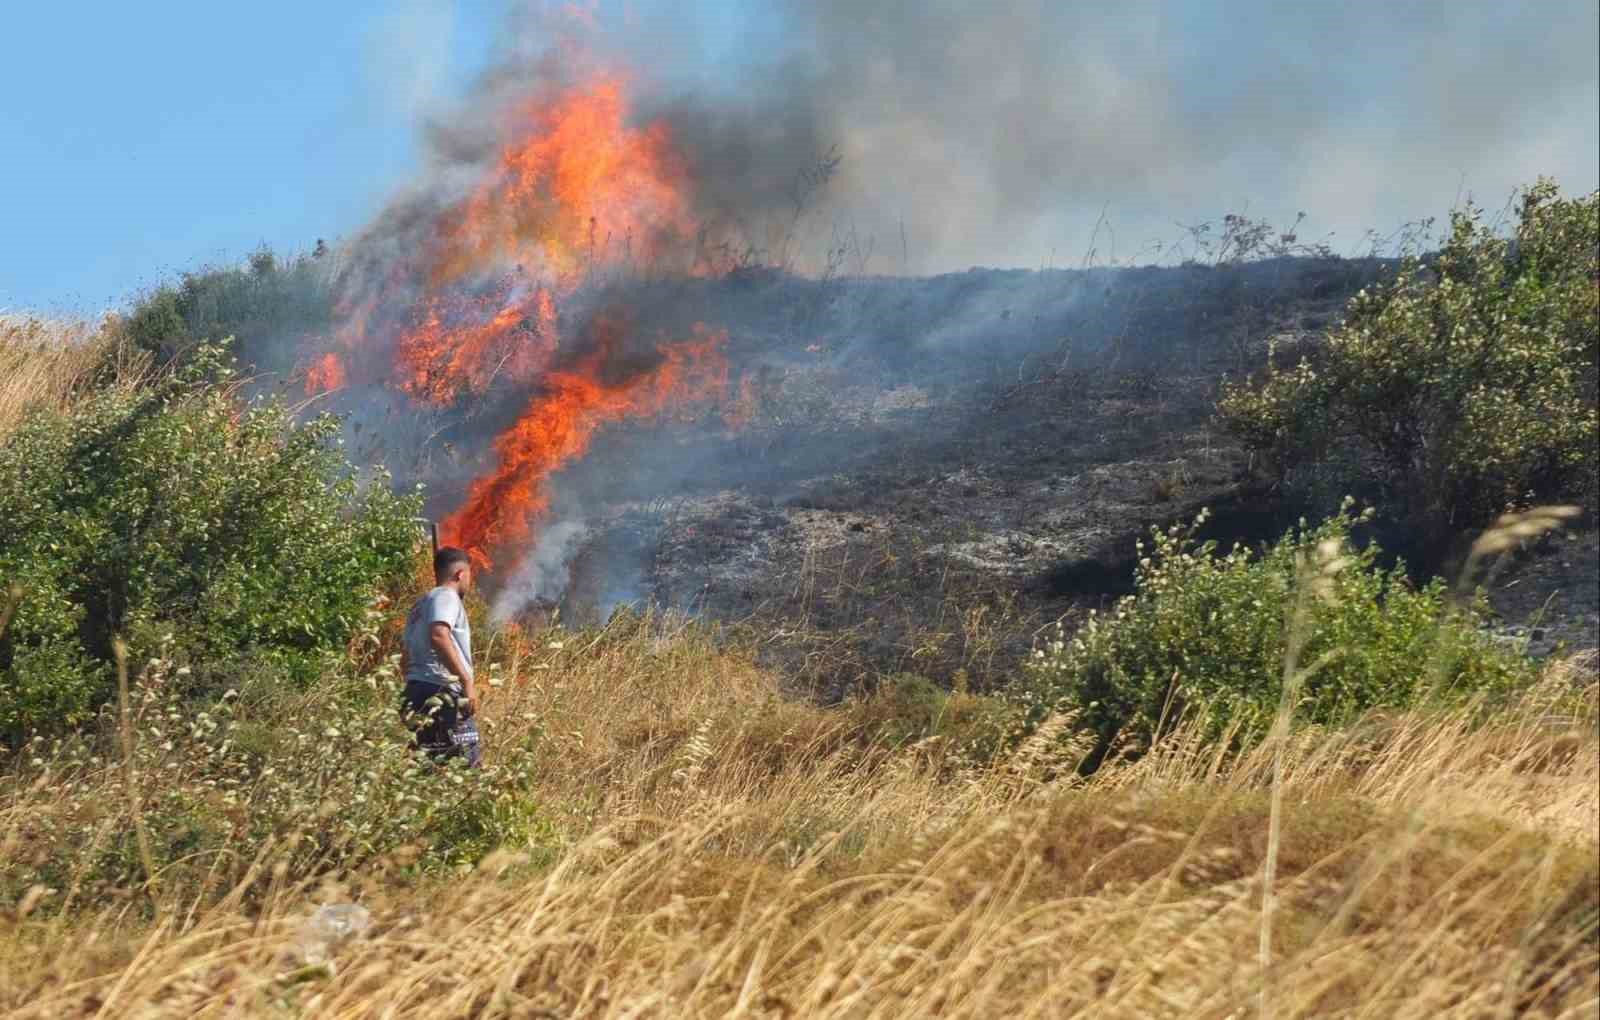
{"left": 294, "top": 903, "right": 372, "bottom": 965}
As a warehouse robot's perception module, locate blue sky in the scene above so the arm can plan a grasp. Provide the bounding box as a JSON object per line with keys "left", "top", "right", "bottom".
{"left": 0, "top": 1, "right": 505, "bottom": 313}
{"left": 3, "top": 1, "right": 1595, "bottom": 312}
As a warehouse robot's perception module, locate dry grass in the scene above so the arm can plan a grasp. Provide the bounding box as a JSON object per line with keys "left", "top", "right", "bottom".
{"left": 0, "top": 314, "right": 142, "bottom": 442}
{"left": 2, "top": 612, "right": 1594, "bottom": 1019}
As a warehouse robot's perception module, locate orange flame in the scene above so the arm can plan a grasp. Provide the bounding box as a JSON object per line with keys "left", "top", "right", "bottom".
{"left": 442, "top": 323, "right": 729, "bottom": 565}
{"left": 383, "top": 72, "right": 701, "bottom": 415}
{"left": 344, "top": 64, "right": 742, "bottom": 579}
{"left": 397, "top": 283, "right": 559, "bottom": 405}
{"left": 305, "top": 352, "right": 346, "bottom": 395}
{"left": 428, "top": 74, "right": 693, "bottom": 291}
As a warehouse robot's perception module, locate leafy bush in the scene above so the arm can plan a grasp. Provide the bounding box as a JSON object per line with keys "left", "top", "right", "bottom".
{"left": 857, "top": 672, "right": 1022, "bottom": 763}
{"left": 1014, "top": 503, "right": 1537, "bottom": 761}
{"left": 0, "top": 345, "right": 421, "bottom": 743}
{"left": 4, "top": 646, "right": 557, "bottom": 907}
{"left": 1218, "top": 179, "right": 1599, "bottom": 546}
{"left": 118, "top": 246, "right": 335, "bottom": 375}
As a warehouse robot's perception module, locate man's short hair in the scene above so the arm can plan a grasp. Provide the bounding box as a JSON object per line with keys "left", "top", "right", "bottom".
{"left": 434, "top": 546, "right": 472, "bottom": 582}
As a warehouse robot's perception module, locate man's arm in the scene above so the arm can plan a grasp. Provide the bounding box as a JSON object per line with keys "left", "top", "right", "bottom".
{"left": 429, "top": 622, "right": 477, "bottom": 715}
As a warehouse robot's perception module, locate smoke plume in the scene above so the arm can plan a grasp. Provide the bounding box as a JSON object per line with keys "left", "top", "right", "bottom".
{"left": 615, "top": 0, "right": 1598, "bottom": 271}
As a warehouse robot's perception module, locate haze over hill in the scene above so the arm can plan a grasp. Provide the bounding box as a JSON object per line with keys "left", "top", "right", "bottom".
{"left": 37, "top": 2, "right": 1582, "bottom": 665}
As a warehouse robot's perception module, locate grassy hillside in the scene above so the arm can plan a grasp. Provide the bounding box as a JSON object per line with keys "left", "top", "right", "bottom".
{"left": 2, "top": 182, "right": 1596, "bottom": 1017}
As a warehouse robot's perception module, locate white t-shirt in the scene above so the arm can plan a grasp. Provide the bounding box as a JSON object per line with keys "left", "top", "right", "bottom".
{"left": 403, "top": 586, "right": 473, "bottom": 686}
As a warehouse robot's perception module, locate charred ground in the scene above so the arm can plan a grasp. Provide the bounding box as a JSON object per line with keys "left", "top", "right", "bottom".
{"left": 212, "top": 248, "right": 1590, "bottom": 698}
{"left": 453, "top": 255, "right": 1593, "bottom": 696}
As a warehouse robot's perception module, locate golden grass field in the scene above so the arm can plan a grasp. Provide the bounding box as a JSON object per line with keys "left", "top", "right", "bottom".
{"left": 2, "top": 615, "right": 1594, "bottom": 1018}
{"left": 0, "top": 316, "right": 106, "bottom": 440}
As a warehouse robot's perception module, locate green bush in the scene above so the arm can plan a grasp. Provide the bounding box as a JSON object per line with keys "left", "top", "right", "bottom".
{"left": 4, "top": 650, "right": 557, "bottom": 908}
{"left": 1218, "top": 179, "right": 1598, "bottom": 545}
{"left": 0, "top": 345, "right": 421, "bottom": 743}
{"left": 119, "top": 246, "right": 335, "bottom": 375}
{"left": 1014, "top": 503, "right": 1537, "bottom": 760}
{"left": 858, "top": 672, "right": 1023, "bottom": 764}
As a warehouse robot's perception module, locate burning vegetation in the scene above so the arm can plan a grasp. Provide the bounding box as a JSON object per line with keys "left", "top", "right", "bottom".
{"left": 231, "top": 31, "right": 1598, "bottom": 689}
{"left": 303, "top": 63, "right": 753, "bottom": 578}
{"left": 443, "top": 319, "right": 731, "bottom": 568}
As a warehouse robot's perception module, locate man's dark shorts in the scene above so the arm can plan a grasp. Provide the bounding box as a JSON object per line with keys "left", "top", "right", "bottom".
{"left": 400, "top": 680, "right": 482, "bottom": 768}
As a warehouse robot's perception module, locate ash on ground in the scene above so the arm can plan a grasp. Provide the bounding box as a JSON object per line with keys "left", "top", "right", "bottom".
{"left": 494, "top": 259, "right": 1597, "bottom": 695}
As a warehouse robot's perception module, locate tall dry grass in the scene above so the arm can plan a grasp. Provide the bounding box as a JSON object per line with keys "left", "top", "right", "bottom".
{"left": 0, "top": 314, "right": 142, "bottom": 442}
{"left": 2, "top": 609, "right": 1594, "bottom": 1018}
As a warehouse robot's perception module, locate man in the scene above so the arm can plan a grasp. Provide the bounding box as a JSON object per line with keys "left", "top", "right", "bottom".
{"left": 399, "top": 546, "right": 482, "bottom": 767}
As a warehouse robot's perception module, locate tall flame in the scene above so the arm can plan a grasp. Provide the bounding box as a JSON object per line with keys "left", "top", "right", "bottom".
{"left": 427, "top": 75, "right": 694, "bottom": 290}
{"left": 344, "top": 67, "right": 740, "bottom": 574}
{"left": 392, "top": 74, "right": 699, "bottom": 407}
{"left": 442, "top": 321, "right": 729, "bottom": 564}
{"left": 304, "top": 352, "right": 346, "bottom": 395}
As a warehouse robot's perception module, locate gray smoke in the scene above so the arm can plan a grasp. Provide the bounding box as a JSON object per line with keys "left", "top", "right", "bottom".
{"left": 611, "top": 0, "right": 1599, "bottom": 272}
{"left": 494, "top": 518, "right": 589, "bottom": 621}
{"left": 371, "top": 1, "right": 1597, "bottom": 277}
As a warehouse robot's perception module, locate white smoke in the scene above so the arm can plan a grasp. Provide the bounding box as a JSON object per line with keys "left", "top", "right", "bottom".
{"left": 491, "top": 518, "right": 588, "bottom": 621}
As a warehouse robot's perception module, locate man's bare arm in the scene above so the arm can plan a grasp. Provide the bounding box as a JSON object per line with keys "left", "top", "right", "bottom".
{"left": 429, "top": 621, "right": 476, "bottom": 714}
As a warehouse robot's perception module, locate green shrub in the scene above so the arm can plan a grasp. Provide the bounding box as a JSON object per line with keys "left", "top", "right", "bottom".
{"left": 427, "top": 782, "right": 563, "bottom": 872}
{"left": 0, "top": 345, "right": 421, "bottom": 743}
{"left": 4, "top": 650, "right": 557, "bottom": 907}
{"left": 1014, "top": 503, "right": 1537, "bottom": 760}
{"left": 1218, "top": 179, "right": 1599, "bottom": 544}
{"left": 119, "top": 246, "right": 335, "bottom": 375}
{"left": 859, "top": 672, "right": 1022, "bottom": 764}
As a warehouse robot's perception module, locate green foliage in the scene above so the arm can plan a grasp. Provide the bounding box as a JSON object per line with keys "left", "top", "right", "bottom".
{"left": 427, "top": 779, "right": 563, "bottom": 872}
{"left": 5, "top": 649, "right": 558, "bottom": 907}
{"left": 118, "top": 246, "right": 335, "bottom": 374}
{"left": 0, "top": 345, "right": 421, "bottom": 742}
{"left": 1014, "top": 504, "right": 1537, "bottom": 758}
{"left": 859, "top": 672, "right": 1022, "bottom": 763}
{"left": 1218, "top": 179, "right": 1599, "bottom": 541}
